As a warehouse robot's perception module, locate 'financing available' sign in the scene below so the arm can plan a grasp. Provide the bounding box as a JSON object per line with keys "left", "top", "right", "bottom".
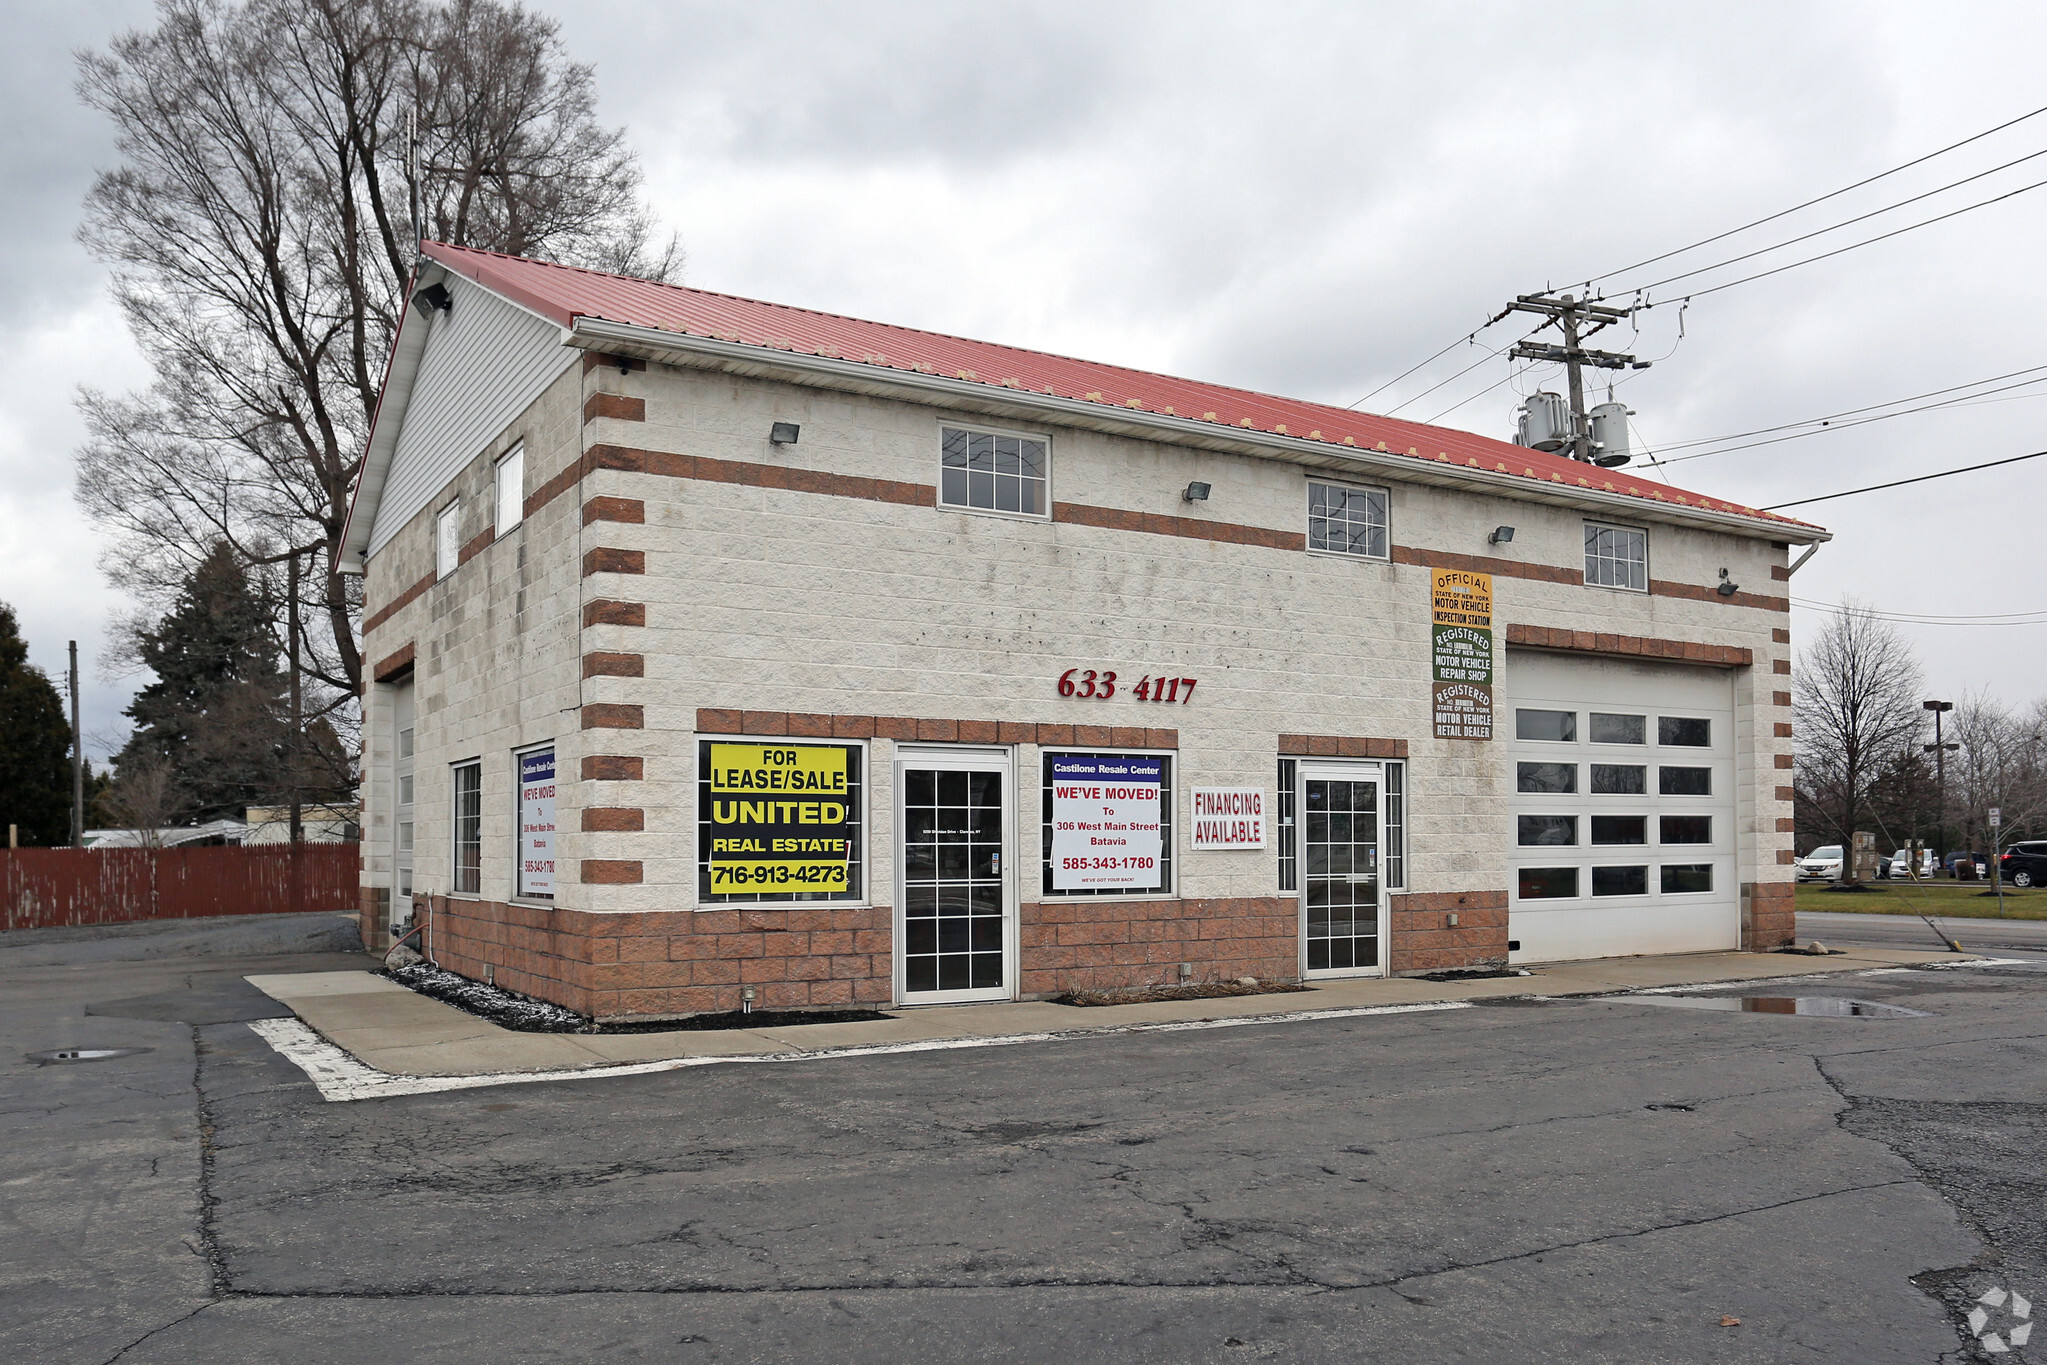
{"left": 1431, "top": 568, "right": 1494, "bottom": 741}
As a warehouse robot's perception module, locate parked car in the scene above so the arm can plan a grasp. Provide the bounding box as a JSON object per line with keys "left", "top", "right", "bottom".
{"left": 1885, "top": 849, "right": 1937, "bottom": 879}
{"left": 1944, "top": 851, "right": 1990, "bottom": 880}
{"left": 1797, "top": 845, "right": 1844, "bottom": 882}
{"left": 2000, "top": 841, "right": 2047, "bottom": 889}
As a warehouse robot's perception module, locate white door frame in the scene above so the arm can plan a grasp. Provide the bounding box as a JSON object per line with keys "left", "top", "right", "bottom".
{"left": 892, "top": 746, "right": 1018, "bottom": 1006}
{"left": 1296, "top": 759, "right": 1387, "bottom": 980}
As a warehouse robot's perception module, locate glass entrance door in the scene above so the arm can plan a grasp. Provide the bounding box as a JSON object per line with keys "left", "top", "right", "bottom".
{"left": 896, "top": 751, "right": 1013, "bottom": 1003}
{"left": 1299, "top": 764, "right": 1383, "bottom": 977}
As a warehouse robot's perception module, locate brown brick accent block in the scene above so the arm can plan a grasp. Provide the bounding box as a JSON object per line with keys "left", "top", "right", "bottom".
{"left": 583, "top": 392, "right": 646, "bottom": 423}
{"left": 1054, "top": 501, "right": 1302, "bottom": 552}
{"left": 1277, "top": 734, "right": 1409, "bottom": 758}
{"left": 587, "top": 442, "right": 933, "bottom": 511}
{"left": 581, "top": 860, "right": 644, "bottom": 884}
{"left": 372, "top": 641, "right": 416, "bottom": 682}
{"left": 1771, "top": 564, "right": 1793, "bottom": 581}
{"left": 583, "top": 496, "right": 645, "bottom": 525}
{"left": 363, "top": 570, "right": 433, "bottom": 633}
{"left": 583, "top": 755, "right": 645, "bottom": 780}
{"left": 582, "top": 352, "right": 646, "bottom": 374}
{"left": 1774, "top": 691, "right": 1792, "bottom": 707}
{"left": 1777, "top": 817, "right": 1797, "bottom": 832}
{"left": 582, "top": 547, "right": 646, "bottom": 576}
{"left": 1506, "top": 624, "right": 1753, "bottom": 668}
{"left": 1388, "top": 890, "right": 1509, "bottom": 973}
{"left": 582, "top": 807, "right": 645, "bottom": 831}
{"left": 457, "top": 527, "right": 493, "bottom": 567}
{"left": 1019, "top": 896, "right": 1295, "bottom": 995}
{"left": 425, "top": 898, "right": 892, "bottom": 1018}
{"left": 583, "top": 599, "right": 646, "bottom": 627}
{"left": 1775, "top": 722, "right": 1793, "bottom": 738}
{"left": 1743, "top": 880, "right": 1796, "bottom": 950}
{"left": 359, "top": 884, "right": 390, "bottom": 951}
{"left": 696, "top": 708, "right": 1177, "bottom": 749}
{"left": 1776, "top": 786, "right": 1796, "bottom": 802}
{"left": 583, "top": 652, "right": 645, "bottom": 678}
{"left": 582, "top": 704, "right": 645, "bottom": 730}
{"left": 1775, "top": 753, "right": 1794, "bottom": 768}
{"left": 1776, "top": 850, "right": 1798, "bottom": 864}
{"left": 1773, "top": 658, "right": 1792, "bottom": 674}
{"left": 1773, "top": 627, "right": 1792, "bottom": 643}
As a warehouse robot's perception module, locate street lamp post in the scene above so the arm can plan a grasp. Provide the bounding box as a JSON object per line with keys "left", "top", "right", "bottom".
{"left": 1923, "top": 700, "right": 1956, "bottom": 878}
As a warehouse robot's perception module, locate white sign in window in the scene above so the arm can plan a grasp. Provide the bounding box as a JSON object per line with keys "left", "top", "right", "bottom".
{"left": 1048, "top": 754, "right": 1163, "bottom": 890}
{"left": 517, "top": 745, "right": 556, "bottom": 899}
{"left": 1189, "top": 787, "right": 1266, "bottom": 850}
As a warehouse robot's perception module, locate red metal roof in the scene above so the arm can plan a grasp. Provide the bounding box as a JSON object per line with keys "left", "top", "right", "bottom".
{"left": 421, "top": 241, "right": 1817, "bottom": 532}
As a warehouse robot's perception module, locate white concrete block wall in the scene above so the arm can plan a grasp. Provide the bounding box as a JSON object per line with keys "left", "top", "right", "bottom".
{"left": 562, "top": 361, "right": 1792, "bottom": 913}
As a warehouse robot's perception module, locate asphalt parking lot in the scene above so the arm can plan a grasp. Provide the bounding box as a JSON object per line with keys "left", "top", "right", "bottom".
{"left": 5, "top": 920, "right": 2046, "bottom": 1363}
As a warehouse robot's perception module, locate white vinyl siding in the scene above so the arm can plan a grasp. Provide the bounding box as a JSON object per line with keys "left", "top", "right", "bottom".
{"left": 367, "top": 275, "right": 573, "bottom": 555}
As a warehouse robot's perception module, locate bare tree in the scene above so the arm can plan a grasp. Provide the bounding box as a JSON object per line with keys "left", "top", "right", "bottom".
{"left": 74, "top": 0, "right": 678, "bottom": 710}
{"left": 1950, "top": 692, "right": 2047, "bottom": 853}
{"left": 1793, "top": 600, "right": 1926, "bottom": 878}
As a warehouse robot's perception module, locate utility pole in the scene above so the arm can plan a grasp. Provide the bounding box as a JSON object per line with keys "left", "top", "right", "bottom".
{"left": 1924, "top": 699, "right": 1957, "bottom": 877}
{"left": 1504, "top": 293, "right": 1653, "bottom": 464}
{"left": 69, "top": 641, "right": 84, "bottom": 848}
{"left": 288, "top": 550, "right": 303, "bottom": 846}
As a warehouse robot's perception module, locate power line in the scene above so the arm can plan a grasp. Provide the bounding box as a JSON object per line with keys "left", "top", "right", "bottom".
{"left": 1647, "top": 370, "right": 2047, "bottom": 468}
{"left": 1609, "top": 145, "right": 2047, "bottom": 299}
{"left": 1381, "top": 327, "right": 1541, "bottom": 417}
{"left": 1761, "top": 449, "right": 2047, "bottom": 510}
{"left": 1790, "top": 600, "right": 2047, "bottom": 628}
{"left": 1644, "top": 362, "right": 2047, "bottom": 458}
{"left": 1345, "top": 308, "right": 1512, "bottom": 411}
{"left": 1579, "top": 102, "right": 2047, "bottom": 289}
{"left": 1791, "top": 597, "right": 2047, "bottom": 622}
{"left": 1638, "top": 172, "right": 2047, "bottom": 306}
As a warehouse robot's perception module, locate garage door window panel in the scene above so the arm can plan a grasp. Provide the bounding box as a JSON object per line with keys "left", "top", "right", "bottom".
{"left": 1519, "top": 867, "right": 1579, "bottom": 899}
{"left": 1660, "top": 815, "right": 1712, "bottom": 845}
{"left": 1591, "top": 764, "right": 1646, "bottom": 795}
{"left": 1659, "top": 717, "right": 1712, "bottom": 747}
{"left": 1592, "top": 865, "right": 1649, "bottom": 896}
{"left": 1660, "top": 766, "right": 1713, "bottom": 796}
{"left": 1662, "top": 864, "right": 1714, "bottom": 893}
{"left": 1517, "top": 762, "right": 1577, "bottom": 794}
{"left": 1516, "top": 709, "right": 1577, "bottom": 742}
{"left": 1590, "top": 713, "right": 1645, "bottom": 744}
{"left": 1591, "top": 815, "right": 1647, "bottom": 845}
{"left": 1518, "top": 815, "right": 1576, "bottom": 846}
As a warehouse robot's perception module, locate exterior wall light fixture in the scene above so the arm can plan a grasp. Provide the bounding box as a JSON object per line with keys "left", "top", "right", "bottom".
{"left": 1183, "top": 482, "right": 1211, "bottom": 502}
{"left": 741, "top": 985, "right": 757, "bottom": 1014}
{"left": 1489, "top": 526, "right": 1515, "bottom": 544}
{"left": 769, "top": 422, "right": 801, "bottom": 445}
{"left": 1716, "top": 568, "right": 1739, "bottom": 597}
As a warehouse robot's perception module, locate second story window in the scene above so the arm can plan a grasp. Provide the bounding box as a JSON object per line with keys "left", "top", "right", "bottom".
{"left": 436, "top": 502, "right": 460, "bottom": 579}
{"left": 494, "top": 442, "right": 525, "bottom": 537}
{"left": 941, "top": 425, "right": 1047, "bottom": 517}
{"left": 1584, "top": 522, "right": 1647, "bottom": 591}
{"left": 1307, "top": 480, "right": 1389, "bottom": 559}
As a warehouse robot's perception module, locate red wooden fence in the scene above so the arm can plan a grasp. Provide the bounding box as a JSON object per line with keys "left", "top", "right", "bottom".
{"left": 1, "top": 843, "right": 359, "bottom": 932}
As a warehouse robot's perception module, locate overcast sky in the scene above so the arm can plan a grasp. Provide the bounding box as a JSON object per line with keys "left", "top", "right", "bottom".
{"left": 6, "top": 1, "right": 2045, "bottom": 763}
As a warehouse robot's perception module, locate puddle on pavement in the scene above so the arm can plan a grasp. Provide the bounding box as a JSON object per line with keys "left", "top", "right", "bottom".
{"left": 1626, "top": 996, "right": 1929, "bottom": 1018}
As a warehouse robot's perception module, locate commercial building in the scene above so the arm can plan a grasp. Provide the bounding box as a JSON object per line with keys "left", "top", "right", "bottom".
{"left": 340, "top": 243, "right": 1827, "bottom": 1018}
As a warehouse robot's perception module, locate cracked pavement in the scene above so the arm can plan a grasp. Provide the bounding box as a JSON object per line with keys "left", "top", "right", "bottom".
{"left": 4, "top": 929, "right": 2046, "bottom": 1362}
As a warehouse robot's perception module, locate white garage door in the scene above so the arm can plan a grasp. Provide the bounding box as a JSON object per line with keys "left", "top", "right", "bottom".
{"left": 1502, "top": 650, "right": 1738, "bottom": 963}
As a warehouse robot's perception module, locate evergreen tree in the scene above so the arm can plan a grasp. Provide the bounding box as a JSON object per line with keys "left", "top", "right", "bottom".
{"left": 113, "top": 544, "right": 290, "bottom": 824}
{"left": 0, "top": 602, "right": 74, "bottom": 846}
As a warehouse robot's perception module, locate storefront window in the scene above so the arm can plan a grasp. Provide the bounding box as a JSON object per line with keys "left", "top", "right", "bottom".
{"left": 1041, "top": 752, "right": 1172, "bottom": 896}
{"left": 696, "top": 740, "right": 864, "bottom": 904}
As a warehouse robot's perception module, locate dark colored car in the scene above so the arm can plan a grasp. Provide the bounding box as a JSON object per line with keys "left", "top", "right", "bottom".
{"left": 2000, "top": 841, "right": 2047, "bottom": 889}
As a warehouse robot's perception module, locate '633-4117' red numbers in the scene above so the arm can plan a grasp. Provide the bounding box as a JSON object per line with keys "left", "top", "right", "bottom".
{"left": 1056, "top": 668, "right": 1197, "bottom": 703}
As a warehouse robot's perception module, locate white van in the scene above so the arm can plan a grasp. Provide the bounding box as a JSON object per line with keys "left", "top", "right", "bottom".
{"left": 1797, "top": 845, "right": 1844, "bottom": 882}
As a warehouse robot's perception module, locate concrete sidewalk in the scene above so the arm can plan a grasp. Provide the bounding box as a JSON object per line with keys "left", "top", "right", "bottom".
{"left": 248, "top": 945, "right": 1977, "bottom": 1081}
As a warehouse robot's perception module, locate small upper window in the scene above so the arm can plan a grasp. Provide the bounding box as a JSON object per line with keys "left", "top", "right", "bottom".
{"left": 436, "top": 502, "right": 461, "bottom": 579}
{"left": 1584, "top": 522, "right": 1647, "bottom": 591}
{"left": 494, "top": 443, "right": 525, "bottom": 537}
{"left": 1307, "top": 481, "right": 1389, "bottom": 559}
{"left": 941, "top": 426, "right": 1046, "bottom": 516}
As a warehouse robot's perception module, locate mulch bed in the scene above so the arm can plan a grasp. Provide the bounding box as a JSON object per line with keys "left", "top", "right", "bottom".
{"left": 1408, "top": 967, "right": 1532, "bottom": 983}
{"left": 383, "top": 964, "right": 890, "bottom": 1034}
{"left": 1052, "top": 980, "right": 1311, "bottom": 1007}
